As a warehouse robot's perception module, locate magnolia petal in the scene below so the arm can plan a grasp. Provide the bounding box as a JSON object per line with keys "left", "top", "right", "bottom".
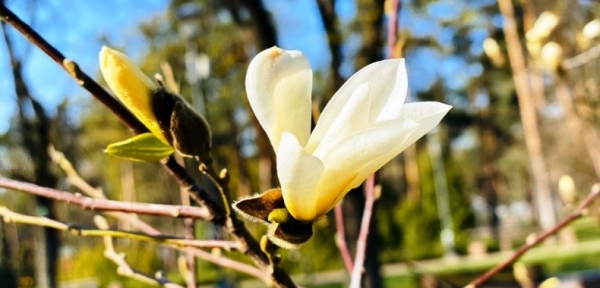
{"left": 308, "top": 82, "right": 371, "bottom": 154}
{"left": 246, "top": 47, "right": 312, "bottom": 150}
{"left": 307, "top": 59, "right": 407, "bottom": 151}
{"left": 346, "top": 102, "right": 452, "bottom": 192}
{"left": 99, "top": 47, "right": 167, "bottom": 144}
{"left": 277, "top": 132, "right": 324, "bottom": 222}
{"left": 312, "top": 119, "right": 420, "bottom": 212}
{"left": 314, "top": 118, "right": 419, "bottom": 168}
{"left": 312, "top": 167, "right": 358, "bottom": 218}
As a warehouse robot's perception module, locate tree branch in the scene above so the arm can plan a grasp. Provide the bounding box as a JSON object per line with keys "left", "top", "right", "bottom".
{"left": 0, "top": 207, "right": 265, "bottom": 280}
{"left": 334, "top": 203, "right": 354, "bottom": 274}
{"left": 467, "top": 183, "right": 600, "bottom": 287}
{"left": 349, "top": 175, "right": 380, "bottom": 288}
{"left": 0, "top": 5, "right": 296, "bottom": 287}
{"left": 0, "top": 178, "right": 211, "bottom": 220}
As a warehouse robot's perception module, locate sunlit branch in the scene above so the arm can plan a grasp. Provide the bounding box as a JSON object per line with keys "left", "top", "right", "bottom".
{"left": 49, "top": 147, "right": 162, "bottom": 235}
{"left": 0, "top": 207, "right": 265, "bottom": 280}
{"left": 0, "top": 178, "right": 211, "bottom": 220}
{"left": 349, "top": 175, "right": 380, "bottom": 288}
{"left": 0, "top": 5, "right": 296, "bottom": 287}
{"left": 103, "top": 246, "right": 184, "bottom": 288}
{"left": 385, "top": 0, "right": 400, "bottom": 58}
{"left": 0, "top": 206, "right": 234, "bottom": 249}
{"left": 94, "top": 214, "right": 185, "bottom": 288}
{"left": 467, "top": 183, "right": 600, "bottom": 287}
{"left": 562, "top": 42, "right": 600, "bottom": 70}
{"left": 52, "top": 148, "right": 262, "bottom": 282}
{"left": 334, "top": 203, "right": 354, "bottom": 273}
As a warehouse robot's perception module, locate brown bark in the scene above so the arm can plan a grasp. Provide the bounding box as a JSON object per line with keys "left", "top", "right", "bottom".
{"left": 497, "top": 0, "right": 556, "bottom": 230}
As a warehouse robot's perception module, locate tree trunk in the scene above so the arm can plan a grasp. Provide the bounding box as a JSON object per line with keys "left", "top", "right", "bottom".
{"left": 497, "top": 0, "right": 556, "bottom": 230}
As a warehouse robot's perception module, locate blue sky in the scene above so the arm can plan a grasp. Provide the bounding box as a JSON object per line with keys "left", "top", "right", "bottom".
{"left": 0, "top": 0, "right": 490, "bottom": 134}
{"left": 0, "top": 0, "right": 168, "bottom": 133}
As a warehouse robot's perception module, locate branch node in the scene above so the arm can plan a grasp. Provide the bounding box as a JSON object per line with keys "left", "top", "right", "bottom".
{"left": 63, "top": 59, "right": 85, "bottom": 85}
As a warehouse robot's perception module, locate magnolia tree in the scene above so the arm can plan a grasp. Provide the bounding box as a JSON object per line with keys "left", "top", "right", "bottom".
{"left": 1, "top": 3, "right": 599, "bottom": 288}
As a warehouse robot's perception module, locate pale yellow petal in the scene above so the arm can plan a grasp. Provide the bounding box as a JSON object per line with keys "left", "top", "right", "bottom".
{"left": 312, "top": 167, "right": 358, "bottom": 218}
{"left": 307, "top": 59, "right": 407, "bottom": 152}
{"left": 312, "top": 118, "right": 420, "bottom": 212}
{"left": 99, "top": 46, "right": 167, "bottom": 144}
{"left": 307, "top": 82, "right": 371, "bottom": 154}
{"left": 346, "top": 102, "right": 452, "bottom": 191}
{"left": 246, "top": 47, "right": 312, "bottom": 150}
{"left": 277, "top": 132, "right": 324, "bottom": 222}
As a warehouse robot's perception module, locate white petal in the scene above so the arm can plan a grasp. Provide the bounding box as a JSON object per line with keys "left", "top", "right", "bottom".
{"left": 277, "top": 133, "right": 324, "bottom": 222}
{"left": 246, "top": 47, "right": 312, "bottom": 150}
{"left": 395, "top": 102, "right": 452, "bottom": 143}
{"left": 346, "top": 101, "right": 452, "bottom": 190}
{"left": 307, "top": 82, "right": 371, "bottom": 153}
{"left": 308, "top": 59, "right": 407, "bottom": 151}
{"left": 311, "top": 118, "right": 420, "bottom": 211}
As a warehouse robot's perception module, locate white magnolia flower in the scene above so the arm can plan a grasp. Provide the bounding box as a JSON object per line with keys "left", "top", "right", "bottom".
{"left": 245, "top": 47, "right": 451, "bottom": 223}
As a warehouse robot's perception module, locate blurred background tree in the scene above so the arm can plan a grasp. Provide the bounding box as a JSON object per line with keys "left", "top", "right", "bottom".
{"left": 1, "top": 0, "right": 600, "bottom": 287}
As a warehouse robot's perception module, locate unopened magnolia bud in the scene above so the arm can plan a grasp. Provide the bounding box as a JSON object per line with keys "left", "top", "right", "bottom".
{"left": 151, "top": 89, "right": 212, "bottom": 163}
{"left": 539, "top": 277, "right": 560, "bottom": 288}
{"left": 558, "top": 175, "right": 576, "bottom": 205}
{"left": 99, "top": 47, "right": 166, "bottom": 144}
{"left": 541, "top": 42, "right": 563, "bottom": 73}
{"left": 527, "top": 40, "right": 542, "bottom": 59}
{"left": 526, "top": 11, "right": 559, "bottom": 42}
{"left": 583, "top": 19, "right": 600, "bottom": 40}
{"left": 513, "top": 262, "right": 533, "bottom": 288}
{"left": 483, "top": 38, "right": 506, "bottom": 67}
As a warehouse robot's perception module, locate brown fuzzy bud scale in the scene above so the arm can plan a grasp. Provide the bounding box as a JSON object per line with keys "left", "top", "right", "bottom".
{"left": 151, "top": 88, "right": 212, "bottom": 163}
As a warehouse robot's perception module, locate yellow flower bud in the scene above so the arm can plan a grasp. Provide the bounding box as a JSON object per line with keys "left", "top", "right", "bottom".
{"left": 558, "top": 175, "right": 576, "bottom": 205}
{"left": 100, "top": 46, "right": 212, "bottom": 162}
{"left": 483, "top": 38, "right": 505, "bottom": 67}
{"left": 583, "top": 19, "right": 600, "bottom": 40}
{"left": 99, "top": 46, "right": 166, "bottom": 144}
{"left": 541, "top": 41, "right": 563, "bottom": 73}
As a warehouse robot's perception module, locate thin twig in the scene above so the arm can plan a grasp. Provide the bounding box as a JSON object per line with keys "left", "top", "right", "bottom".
{"left": 51, "top": 147, "right": 261, "bottom": 279}
{"left": 466, "top": 183, "right": 600, "bottom": 287}
{"left": 49, "top": 147, "right": 162, "bottom": 235}
{"left": 349, "top": 175, "right": 380, "bottom": 288}
{"left": 104, "top": 247, "right": 183, "bottom": 288}
{"left": 0, "top": 207, "right": 265, "bottom": 280}
{"left": 173, "top": 246, "right": 267, "bottom": 281}
{"left": 385, "top": 0, "right": 400, "bottom": 58}
{"left": 0, "top": 178, "right": 211, "bottom": 220}
{"left": 562, "top": 42, "right": 600, "bottom": 70}
{"left": 334, "top": 203, "right": 354, "bottom": 273}
{"left": 0, "top": 5, "right": 295, "bottom": 287}
{"left": 0, "top": 206, "right": 235, "bottom": 249}
{"left": 95, "top": 214, "right": 185, "bottom": 288}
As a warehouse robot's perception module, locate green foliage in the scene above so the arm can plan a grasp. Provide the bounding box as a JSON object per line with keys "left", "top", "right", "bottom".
{"left": 105, "top": 133, "right": 174, "bottom": 162}
{"left": 395, "top": 143, "right": 475, "bottom": 260}
{"left": 58, "top": 240, "right": 163, "bottom": 287}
